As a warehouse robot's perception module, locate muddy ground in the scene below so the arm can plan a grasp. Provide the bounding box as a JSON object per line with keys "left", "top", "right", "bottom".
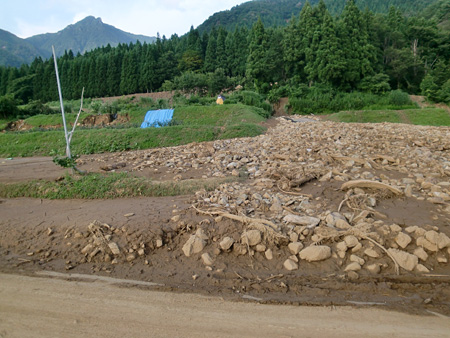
{"left": 1, "top": 116, "right": 450, "bottom": 317}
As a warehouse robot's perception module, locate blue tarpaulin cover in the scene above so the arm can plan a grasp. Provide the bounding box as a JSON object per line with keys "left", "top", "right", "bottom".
{"left": 140, "top": 109, "right": 174, "bottom": 128}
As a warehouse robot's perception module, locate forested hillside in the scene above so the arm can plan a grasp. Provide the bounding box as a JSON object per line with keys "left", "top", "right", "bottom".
{"left": 1, "top": 0, "right": 449, "bottom": 113}
{"left": 197, "top": 0, "right": 440, "bottom": 33}
{"left": 0, "top": 30, "right": 42, "bottom": 67}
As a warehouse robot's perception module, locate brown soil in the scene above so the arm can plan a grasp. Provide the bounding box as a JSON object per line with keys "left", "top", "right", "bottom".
{"left": 1, "top": 118, "right": 450, "bottom": 318}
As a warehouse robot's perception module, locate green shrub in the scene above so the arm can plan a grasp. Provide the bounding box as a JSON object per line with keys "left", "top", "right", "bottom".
{"left": 388, "top": 90, "right": 412, "bottom": 106}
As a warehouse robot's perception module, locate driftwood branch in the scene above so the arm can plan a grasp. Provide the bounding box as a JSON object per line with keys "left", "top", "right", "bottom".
{"left": 341, "top": 180, "right": 403, "bottom": 195}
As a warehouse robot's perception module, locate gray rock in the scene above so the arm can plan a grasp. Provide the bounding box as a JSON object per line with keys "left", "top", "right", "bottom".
{"left": 201, "top": 253, "right": 214, "bottom": 266}
{"left": 345, "top": 262, "right": 361, "bottom": 272}
{"left": 288, "top": 242, "right": 304, "bottom": 255}
{"left": 364, "top": 248, "right": 380, "bottom": 258}
{"left": 219, "top": 237, "right": 235, "bottom": 251}
{"left": 283, "top": 258, "right": 299, "bottom": 271}
{"left": 413, "top": 247, "right": 428, "bottom": 261}
{"left": 265, "top": 248, "right": 274, "bottom": 260}
{"left": 299, "top": 245, "right": 332, "bottom": 262}
{"left": 182, "top": 235, "right": 206, "bottom": 257}
{"left": 108, "top": 242, "right": 121, "bottom": 256}
{"left": 241, "top": 230, "right": 262, "bottom": 246}
{"left": 283, "top": 214, "right": 320, "bottom": 228}
{"left": 415, "top": 264, "right": 430, "bottom": 273}
{"left": 395, "top": 232, "right": 412, "bottom": 249}
{"left": 344, "top": 235, "right": 359, "bottom": 248}
{"left": 388, "top": 248, "right": 418, "bottom": 271}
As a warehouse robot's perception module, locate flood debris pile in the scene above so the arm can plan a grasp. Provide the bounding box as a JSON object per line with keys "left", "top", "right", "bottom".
{"left": 75, "top": 117, "right": 450, "bottom": 278}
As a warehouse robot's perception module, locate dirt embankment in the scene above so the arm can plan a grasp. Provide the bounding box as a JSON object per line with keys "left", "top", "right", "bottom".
{"left": 1, "top": 117, "right": 450, "bottom": 317}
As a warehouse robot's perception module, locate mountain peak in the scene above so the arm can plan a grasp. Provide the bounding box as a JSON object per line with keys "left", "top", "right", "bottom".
{"left": 78, "top": 16, "right": 103, "bottom": 24}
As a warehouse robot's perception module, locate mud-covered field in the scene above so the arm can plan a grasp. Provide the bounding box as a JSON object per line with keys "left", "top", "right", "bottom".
{"left": 1, "top": 117, "right": 450, "bottom": 316}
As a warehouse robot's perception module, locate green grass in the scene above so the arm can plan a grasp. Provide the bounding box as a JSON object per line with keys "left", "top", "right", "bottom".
{"left": 0, "top": 104, "right": 266, "bottom": 157}
{"left": 326, "top": 108, "right": 450, "bottom": 126}
{"left": 0, "top": 173, "right": 242, "bottom": 199}
{"left": 403, "top": 109, "right": 450, "bottom": 126}
{"left": 326, "top": 110, "right": 402, "bottom": 124}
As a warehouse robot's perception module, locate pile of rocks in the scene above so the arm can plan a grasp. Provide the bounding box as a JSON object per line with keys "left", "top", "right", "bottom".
{"left": 82, "top": 117, "right": 450, "bottom": 277}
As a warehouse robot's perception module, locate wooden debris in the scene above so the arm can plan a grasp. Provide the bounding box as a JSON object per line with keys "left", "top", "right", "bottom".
{"left": 341, "top": 180, "right": 403, "bottom": 195}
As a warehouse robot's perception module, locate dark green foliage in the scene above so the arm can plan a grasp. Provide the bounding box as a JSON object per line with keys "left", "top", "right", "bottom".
{"left": 0, "top": 0, "right": 448, "bottom": 108}
{"left": 52, "top": 154, "right": 79, "bottom": 168}
{"left": 388, "top": 90, "right": 412, "bottom": 106}
{"left": 0, "top": 94, "right": 20, "bottom": 118}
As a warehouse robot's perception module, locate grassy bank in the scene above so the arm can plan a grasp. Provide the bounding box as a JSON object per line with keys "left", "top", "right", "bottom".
{"left": 326, "top": 108, "right": 450, "bottom": 126}
{"left": 0, "top": 173, "right": 242, "bottom": 199}
{"left": 0, "top": 104, "right": 266, "bottom": 157}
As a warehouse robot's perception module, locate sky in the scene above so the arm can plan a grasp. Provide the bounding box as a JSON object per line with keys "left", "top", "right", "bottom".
{"left": 0, "top": 0, "right": 249, "bottom": 38}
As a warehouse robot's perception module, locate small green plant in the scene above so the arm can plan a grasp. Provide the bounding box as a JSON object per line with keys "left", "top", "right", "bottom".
{"left": 52, "top": 154, "right": 80, "bottom": 168}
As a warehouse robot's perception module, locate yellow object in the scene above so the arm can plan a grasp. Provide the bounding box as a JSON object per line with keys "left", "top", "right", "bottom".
{"left": 216, "top": 95, "right": 225, "bottom": 105}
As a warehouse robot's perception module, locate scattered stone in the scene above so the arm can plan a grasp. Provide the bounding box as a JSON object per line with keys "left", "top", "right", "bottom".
{"left": 405, "top": 226, "right": 418, "bottom": 234}
{"left": 108, "top": 242, "right": 121, "bottom": 255}
{"left": 395, "top": 232, "right": 412, "bottom": 249}
{"left": 347, "top": 271, "right": 359, "bottom": 281}
{"left": 283, "top": 258, "right": 298, "bottom": 271}
{"left": 182, "top": 235, "right": 206, "bottom": 257}
{"left": 438, "top": 233, "right": 450, "bottom": 249}
{"left": 388, "top": 248, "right": 419, "bottom": 271}
{"left": 364, "top": 248, "right": 380, "bottom": 258}
{"left": 289, "top": 254, "right": 299, "bottom": 263}
{"left": 335, "top": 219, "right": 351, "bottom": 230}
{"left": 351, "top": 243, "right": 362, "bottom": 252}
{"left": 255, "top": 244, "right": 266, "bottom": 252}
{"left": 171, "top": 215, "right": 181, "bottom": 222}
{"left": 126, "top": 253, "right": 136, "bottom": 262}
{"left": 283, "top": 215, "right": 320, "bottom": 228}
{"left": 404, "top": 185, "right": 413, "bottom": 197}
{"left": 288, "top": 242, "right": 304, "bottom": 255}
{"left": 416, "top": 236, "right": 438, "bottom": 252}
{"left": 345, "top": 262, "right": 362, "bottom": 272}
{"left": 425, "top": 230, "right": 440, "bottom": 245}
{"left": 201, "top": 253, "right": 214, "bottom": 266}
{"left": 390, "top": 224, "right": 402, "bottom": 233}
{"left": 344, "top": 235, "right": 359, "bottom": 248}
{"left": 124, "top": 213, "right": 135, "bottom": 217}
{"left": 47, "top": 228, "right": 53, "bottom": 236}
{"left": 366, "top": 263, "right": 381, "bottom": 274}
{"left": 219, "top": 237, "right": 235, "bottom": 251}
{"left": 289, "top": 232, "right": 299, "bottom": 243}
{"left": 137, "top": 248, "right": 145, "bottom": 256}
{"left": 415, "top": 264, "right": 430, "bottom": 273}
{"left": 350, "top": 254, "right": 365, "bottom": 266}
{"left": 336, "top": 241, "right": 348, "bottom": 252}
{"left": 437, "top": 254, "right": 448, "bottom": 263}
{"left": 413, "top": 247, "right": 429, "bottom": 261}
{"left": 241, "top": 230, "right": 262, "bottom": 246}
{"left": 81, "top": 244, "right": 94, "bottom": 255}
{"left": 156, "top": 239, "right": 164, "bottom": 248}
{"left": 299, "top": 245, "right": 332, "bottom": 262}
{"left": 265, "top": 249, "right": 274, "bottom": 260}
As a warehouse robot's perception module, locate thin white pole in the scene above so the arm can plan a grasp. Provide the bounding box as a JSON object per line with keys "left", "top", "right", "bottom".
{"left": 52, "top": 45, "right": 71, "bottom": 158}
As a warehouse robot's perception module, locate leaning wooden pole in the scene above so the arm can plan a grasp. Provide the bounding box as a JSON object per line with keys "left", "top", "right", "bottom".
{"left": 52, "top": 45, "right": 71, "bottom": 158}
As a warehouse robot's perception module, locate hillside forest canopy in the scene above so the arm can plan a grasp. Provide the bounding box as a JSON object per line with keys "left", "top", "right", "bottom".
{"left": 1, "top": 0, "right": 450, "bottom": 119}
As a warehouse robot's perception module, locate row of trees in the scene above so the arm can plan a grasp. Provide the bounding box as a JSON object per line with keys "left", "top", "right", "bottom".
{"left": 0, "top": 0, "right": 449, "bottom": 112}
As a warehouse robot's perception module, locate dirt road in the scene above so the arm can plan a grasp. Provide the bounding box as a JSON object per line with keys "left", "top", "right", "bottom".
{"left": 1, "top": 272, "right": 449, "bottom": 338}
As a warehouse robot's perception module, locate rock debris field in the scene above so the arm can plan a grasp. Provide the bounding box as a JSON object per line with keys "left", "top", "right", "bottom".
{"left": 1, "top": 117, "right": 450, "bottom": 315}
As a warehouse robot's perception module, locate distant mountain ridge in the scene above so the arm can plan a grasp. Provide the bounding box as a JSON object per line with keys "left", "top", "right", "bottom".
{"left": 0, "top": 16, "right": 156, "bottom": 67}
{"left": 197, "top": 0, "right": 442, "bottom": 33}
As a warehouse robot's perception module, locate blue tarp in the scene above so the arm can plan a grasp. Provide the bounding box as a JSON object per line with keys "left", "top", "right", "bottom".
{"left": 140, "top": 109, "right": 174, "bottom": 128}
